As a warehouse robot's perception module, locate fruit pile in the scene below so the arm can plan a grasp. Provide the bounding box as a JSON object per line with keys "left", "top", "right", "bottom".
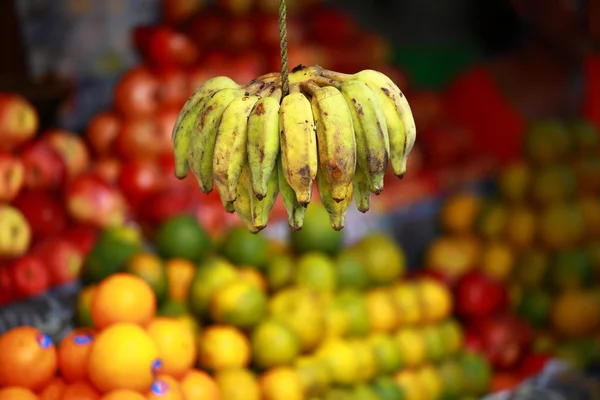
{"left": 423, "top": 119, "right": 600, "bottom": 391}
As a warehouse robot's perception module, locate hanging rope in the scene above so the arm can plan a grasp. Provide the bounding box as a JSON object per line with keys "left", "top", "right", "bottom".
{"left": 278, "top": 0, "right": 289, "bottom": 97}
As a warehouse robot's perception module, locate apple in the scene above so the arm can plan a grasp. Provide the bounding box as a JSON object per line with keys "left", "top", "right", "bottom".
{"left": 31, "top": 237, "right": 83, "bottom": 286}
{"left": 517, "top": 352, "right": 550, "bottom": 379}
{"left": 9, "top": 255, "right": 50, "bottom": 298}
{"left": 85, "top": 111, "right": 122, "bottom": 156}
{"left": 227, "top": 51, "right": 266, "bottom": 86}
{"left": 138, "top": 188, "right": 197, "bottom": 226}
{"left": 61, "top": 224, "right": 99, "bottom": 257}
{"left": 186, "top": 9, "right": 227, "bottom": 49}
{"left": 117, "top": 160, "right": 165, "bottom": 208}
{"left": 0, "top": 204, "right": 31, "bottom": 259}
{"left": 156, "top": 68, "right": 189, "bottom": 109}
{"left": 114, "top": 116, "right": 164, "bottom": 161}
{"left": 0, "top": 93, "right": 38, "bottom": 151}
{"left": 163, "top": 0, "right": 203, "bottom": 25}
{"left": 308, "top": 6, "right": 358, "bottom": 46}
{"left": 132, "top": 25, "right": 156, "bottom": 57}
{"left": 43, "top": 129, "right": 91, "bottom": 179}
{"left": 13, "top": 190, "right": 68, "bottom": 241}
{"left": 0, "top": 152, "right": 25, "bottom": 202}
{"left": 114, "top": 66, "right": 160, "bottom": 118}
{"left": 0, "top": 267, "right": 14, "bottom": 306}
{"left": 155, "top": 106, "right": 180, "bottom": 152}
{"left": 65, "top": 173, "right": 128, "bottom": 228}
{"left": 490, "top": 372, "right": 522, "bottom": 393}
{"left": 90, "top": 157, "right": 122, "bottom": 185}
{"left": 146, "top": 26, "right": 199, "bottom": 70}
{"left": 217, "top": 0, "right": 254, "bottom": 15}
{"left": 454, "top": 270, "right": 509, "bottom": 319}
{"left": 19, "top": 139, "right": 66, "bottom": 191}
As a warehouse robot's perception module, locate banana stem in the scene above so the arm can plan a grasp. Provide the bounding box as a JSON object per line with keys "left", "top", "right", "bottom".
{"left": 300, "top": 80, "right": 321, "bottom": 96}
{"left": 319, "top": 69, "right": 352, "bottom": 83}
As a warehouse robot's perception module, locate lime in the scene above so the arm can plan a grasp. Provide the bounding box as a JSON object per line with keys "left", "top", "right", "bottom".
{"left": 82, "top": 226, "right": 143, "bottom": 284}
{"left": 294, "top": 356, "right": 331, "bottom": 397}
{"left": 367, "top": 333, "right": 403, "bottom": 375}
{"left": 187, "top": 257, "right": 238, "bottom": 318}
{"left": 155, "top": 215, "right": 211, "bottom": 261}
{"left": 548, "top": 249, "right": 594, "bottom": 291}
{"left": 296, "top": 252, "right": 337, "bottom": 292}
{"left": 371, "top": 376, "right": 405, "bottom": 400}
{"left": 290, "top": 203, "right": 344, "bottom": 255}
{"left": 251, "top": 319, "right": 300, "bottom": 370}
{"left": 75, "top": 285, "right": 96, "bottom": 328}
{"left": 220, "top": 227, "right": 269, "bottom": 268}
{"left": 352, "top": 384, "right": 379, "bottom": 400}
{"left": 335, "top": 290, "right": 370, "bottom": 337}
{"left": 516, "top": 289, "right": 552, "bottom": 328}
{"left": 351, "top": 233, "right": 405, "bottom": 285}
{"left": 125, "top": 252, "right": 169, "bottom": 304}
{"left": 157, "top": 298, "right": 189, "bottom": 317}
{"left": 458, "top": 352, "right": 492, "bottom": 396}
{"left": 438, "top": 360, "right": 465, "bottom": 400}
{"left": 265, "top": 254, "right": 296, "bottom": 292}
{"left": 334, "top": 249, "right": 370, "bottom": 290}
{"left": 421, "top": 325, "right": 446, "bottom": 364}
{"left": 209, "top": 279, "right": 267, "bottom": 329}
{"left": 315, "top": 338, "right": 360, "bottom": 385}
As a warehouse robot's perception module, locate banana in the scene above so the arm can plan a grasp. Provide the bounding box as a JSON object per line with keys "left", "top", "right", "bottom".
{"left": 353, "top": 167, "right": 371, "bottom": 213}
{"left": 339, "top": 79, "right": 389, "bottom": 194}
{"left": 250, "top": 163, "right": 279, "bottom": 231}
{"left": 212, "top": 94, "right": 260, "bottom": 203}
{"left": 279, "top": 84, "right": 318, "bottom": 205}
{"left": 277, "top": 156, "right": 306, "bottom": 231}
{"left": 172, "top": 76, "right": 242, "bottom": 179}
{"left": 247, "top": 88, "right": 282, "bottom": 199}
{"left": 316, "top": 165, "right": 354, "bottom": 231}
{"left": 303, "top": 81, "right": 356, "bottom": 202}
{"left": 233, "top": 164, "right": 260, "bottom": 234}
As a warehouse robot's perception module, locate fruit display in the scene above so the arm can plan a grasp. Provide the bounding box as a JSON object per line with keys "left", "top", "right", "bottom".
{"left": 0, "top": 204, "right": 494, "bottom": 400}
{"left": 424, "top": 119, "right": 600, "bottom": 391}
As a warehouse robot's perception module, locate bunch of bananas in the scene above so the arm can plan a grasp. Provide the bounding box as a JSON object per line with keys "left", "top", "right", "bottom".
{"left": 172, "top": 65, "right": 416, "bottom": 233}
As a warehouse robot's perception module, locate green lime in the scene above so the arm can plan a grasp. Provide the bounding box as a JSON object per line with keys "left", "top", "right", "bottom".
{"left": 290, "top": 203, "right": 344, "bottom": 255}
{"left": 351, "top": 233, "right": 405, "bottom": 285}
{"left": 157, "top": 298, "right": 189, "bottom": 317}
{"left": 296, "top": 252, "right": 337, "bottom": 292}
{"left": 548, "top": 249, "right": 594, "bottom": 292}
{"left": 209, "top": 280, "right": 267, "bottom": 329}
{"left": 335, "top": 250, "right": 370, "bottom": 291}
{"left": 367, "top": 333, "right": 403, "bottom": 375}
{"left": 352, "top": 384, "right": 379, "bottom": 400}
{"left": 516, "top": 289, "right": 552, "bottom": 328}
{"left": 458, "top": 352, "right": 492, "bottom": 397}
{"left": 251, "top": 319, "right": 300, "bottom": 370}
{"left": 265, "top": 254, "right": 296, "bottom": 292}
{"left": 220, "top": 226, "right": 269, "bottom": 268}
{"left": 371, "top": 376, "right": 405, "bottom": 400}
{"left": 155, "top": 215, "right": 211, "bottom": 261}
{"left": 187, "top": 257, "right": 239, "bottom": 318}
{"left": 336, "top": 290, "right": 370, "bottom": 337}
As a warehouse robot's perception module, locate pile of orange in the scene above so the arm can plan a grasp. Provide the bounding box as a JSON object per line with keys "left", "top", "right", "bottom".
{"left": 0, "top": 273, "right": 219, "bottom": 400}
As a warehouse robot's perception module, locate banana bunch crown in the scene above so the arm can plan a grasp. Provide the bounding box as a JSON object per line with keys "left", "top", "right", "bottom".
{"left": 171, "top": 65, "right": 416, "bottom": 233}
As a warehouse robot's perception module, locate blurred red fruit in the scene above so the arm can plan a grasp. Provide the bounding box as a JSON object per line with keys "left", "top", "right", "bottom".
{"left": 156, "top": 68, "right": 190, "bottom": 108}
{"left": 454, "top": 270, "right": 508, "bottom": 319}
{"left": 43, "top": 129, "right": 91, "bottom": 180}
{"left": 163, "top": 0, "right": 204, "bottom": 26}
{"left": 0, "top": 152, "right": 25, "bottom": 202}
{"left": 61, "top": 224, "right": 99, "bottom": 257}
{"left": 114, "top": 117, "right": 164, "bottom": 161}
{"left": 114, "top": 66, "right": 160, "bottom": 118}
{"left": 85, "top": 112, "right": 121, "bottom": 156}
{"left": 13, "top": 190, "right": 68, "bottom": 241}
{"left": 90, "top": 157, "right": 122, "bottom": 185}
{"left": 146, "top": 26, "right": 199, "bottom": 70}
{"left": 10, "top": 255, "right": 50, "bottom": 297}
{"left": 19, "top": 140, "right": 66, "bottom": 191}
{"left": 31, "top": 238, "right": 83, "bottom": 286}
{"left": 118, "top": 160, "right": 164, "bottom": 208}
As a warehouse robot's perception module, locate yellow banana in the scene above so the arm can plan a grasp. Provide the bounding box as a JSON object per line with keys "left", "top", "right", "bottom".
{"left": 250, "top": 163, "right": 279, "bottom": 231}
{"left": 303, "top": 81, "right": 356, "bottom": 202}
{"left": 353, "top": 168, "right": 371, "bottom": 213}
{"left": 339, "top": 79, "right": 389, "bottom": 194}
{"left": 247, "top": 88, "right": 282, "bottom": 200}
{"left": 279, "top": 85, "right": 318, "bottom": 205}
{"left": 316, "top": 165, "right": 354, "bottom": 231}
{"left": 213, "top": 94, "right": 260, "bottom": 203}
{"left": 172, "top": 76, "right": 241, "bottom": 179}
{"left": 233, "top": 164, "right": 260, "bottom": 234}
{"left": 277, "top": 156, "right": 306, "bottom": 231}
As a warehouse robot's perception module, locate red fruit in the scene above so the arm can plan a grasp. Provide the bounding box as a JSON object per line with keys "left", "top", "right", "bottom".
{"left": 517, "top": 353, "right": 550, "bottom": 379}
{"left": 227, "top": 51, "right": 265, "bottom": 87}
{"left": 30, "top": 238, "right": 83, "bottom": 286}
{"left": 138, "top": 188, "right": 197, "bottom": 226}
{"left": 308, "top": 7, "right": 358, "bottom": 45}
{"left": 90, "top": 157, "right": 122, "bottom": 185}
{"left": 65, "top": 174, "right": 127, "bottom": 228}
{"left": 42, "top": 129, "right": 91, "bottom": 180}
{"left": 85, "top": 112, "right": 122, "bottom": 156}
{"left": 163, "top": 0, "right": 204, "bottom": 25}
{"left": 155, "top": 106, "right": 180, "bottom": 153}
{"left": 420, "top": 124, "right": 473, "bottom": 169}
{"left": 117, "top": 160, "right": 164, "bottom": 208}
{"left": 19, "top": 140, "right": 66, "bottom": 191}
{"left": 217, "top": 0, "right": 254, "bottom": 15}
{"left": 114, "top": 117, "right": 163, "bottom": 161}
{"left": 409, "top": 90, "right": 447, "bottom": 129}
{"left": 463, "top": 329, "right": 485, "bottom": 354}
{"left": 13, "top": 190, "right": 68, "bottom": 241}
{"left": 225, "top": 15, "right": 257, "bottom": 50}
{"left": 61, "top": 224, "right": 98, "bottom": 257}
{"left": 0, "top": 268, "right": 14, "bottom": 306}
{"left": 186, "top": 9, "right": 226, "bottom": 48}
{"left": 490, "top": 372, "right": 521, "bottom": 393}
{"left": 146, "top": 26, "right": 199, "bottom": 70}
{"left": 132, "top": 25, "right": 156, "bottom": 56}
{"left": 255, "top": 14, "right": 304, "bottom": 48}
{"left": 0, "top": 152, "right": 25, "bottom": 202}
{"left": 0, "top": 93, "right": 38, "bottom": 152}
{"left": 10, "top": 255, "right": 50, "bottom": 297}
{"left": 156, "top": 68, "right": 189, "bottom": 108}
{"left": 454, "top": 270, "right": 508, "bottom": 319}
{"left": 114, "top": 66, "right": 160, "bottom": 118}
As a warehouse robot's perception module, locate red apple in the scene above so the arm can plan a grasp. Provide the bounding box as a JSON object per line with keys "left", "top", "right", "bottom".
{"left": 490, "top": 372, "right": 522, "bottom": 393}
{"left": 30, "top": 237, "right": 83, "bottom": 286}
{"left": 90, "top": 157, "right": 122, "bottom": 185}
{"left": 217, "top": 0, "right": 254, "bottom": 15}
{"left": 308, "top": 7, "right": 358, "bottom": 46}
{"left": 114, "top": 116, "right": 164, "bottom": 161}
{"left": 163, "top": 0, "right": 204, "bottom": 25}
{"left": 13, "top": 190, "right": 68, "bottom": 242}
{"left": 132, "top": 25, "right": 156, "bottom": 57}
{"left": 138, "top": 188, "right": 197, "bottom": 226}
{"left": 517, "top": 353, "right": 550, "bottom": 379}
{"left": 146, "top": 26, "right": 199, "bottom": 70}
{"left": 0, "top": 152, "right": 25, "bottom": 202}
{"left": 9, "top": 255, "right": 50, "bottom": 298}
{"left": 42, "top": 129, "right": 91, "bottom": 180}
{"left": 117, "top": 160, "right": 165, "bottom": 208}
{"left": 114, "top": 66, "right": 160, "bottom": 118}
{"left": 156, "top": 68, "right": 190, "bottom": 108}
{"left": 454, "top": 270, "right": 508, "bottom": 319}
{"left": 0, "top": 267, "right": 14, "bottom": 306}
{"left": 0, "top": 204, "right": 31, "bottom": 259}
{"left": 86, "top": 111, "right": 122, "bottom": 156}
{"left": 186, "top": 9, "right": 227, "bottom": 49}
{"left": 227, "top": 51, "right": 266, "bottom": 87}
{"left": 0, "top": 93, "right": 38, "bottom": 151}
{"left": 61, "top": 224, "right": 99, "bottom": 257}
{"left": 155, "top": 106, "right": 180, "bottom": 153}
{"left": 65, "top": 173, "right": 127, "bottom": 228}
{"left": 19, "top": 140, "right": 67, "bottom": 191}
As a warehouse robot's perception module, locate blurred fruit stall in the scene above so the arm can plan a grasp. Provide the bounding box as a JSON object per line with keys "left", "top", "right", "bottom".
{"left": 1, "top": 0, "right": 599, "bottom": 399}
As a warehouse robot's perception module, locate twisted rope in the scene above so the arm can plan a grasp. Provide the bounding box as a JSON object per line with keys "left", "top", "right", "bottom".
{"left": 278, "top": 0, "right": 289, "bottom": 97}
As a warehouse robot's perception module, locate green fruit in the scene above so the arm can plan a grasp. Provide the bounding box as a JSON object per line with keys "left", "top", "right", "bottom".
{"left": 516, "top": 289, "right": 552, "bottom": 328}
{"left": 530, "top": 164, "right": 577, "bottom": 205}
{"left": 371, "top": 376, "right": 405, "bottom": 400}
{"left": 351, "top": 233, "right": 405, "bottom": 285}
{"left": 367, "top": 333, "right": 403, "bottom": 375}
{"left": 155, "top": 215, "right": 211, "bottom": 261}
{"left": 335, "top": 250, "right": 370, "bottom": 290}
{"left": 251, "top": 319, "right": 300, "bottom": 369}
{"left": 524, "top": 120, "right": 571, "bottom": 165}
{"left": 458, "top": 352, "right": 492, "bottom": 396}
{"left": 157, "top": 299, "right": 189, "bottom": 317}
{"left": 290, "top": 203, "right": 344, "bottom": 255}
{"left": 569, "top": 119, "right": 599, "bottom": 153}
{"left": 187, "top": 257, "right": 238, "bottom": 318}
{"left": 548, "top": 249, "right": 594, "bottom": 292}
{"left": 265, "top": 254, "right": 296, "bottom": 292}
{"left": 336, "top": 290, "right": 370, "bottom": 337}
{"left": 296, "top": 252, "right": 337, "bottom": 292}
{"left": 220, "top": 227, "right": 269, "bottom": 268}
{"left": 438, "top": 360, "right": 465, "bottom": 400}
{"left": 421, "top": 325, "right": 446, "bottom": 363}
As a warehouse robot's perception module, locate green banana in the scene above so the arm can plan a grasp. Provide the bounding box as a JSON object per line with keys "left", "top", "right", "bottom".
{"left": 353, "top": 168, "right": 371, "bottom": 213}
{"left": 233, "top": 164, "right": 260, "bottom": 234}
{"left": 277, "top": 156, "right": 306, "bottom": 231}
{"left": 250, "top": 163, "right": 279, "bottom": 231}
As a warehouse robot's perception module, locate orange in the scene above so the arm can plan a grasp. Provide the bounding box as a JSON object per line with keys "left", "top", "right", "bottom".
{"left": 39, "top": 376, "right": 67, "bottom": 400}
{"left": 179, "top": 369, "right": 220, "bottom": 400}
{"left": 100, "top": 390, "right": 146, "bottom": 400}
{"left": 197, "top": 326, "right": 251, "bottom": 371}
{"left": 58, "top": 328, "right": 95, "bottom": 382}
{"left": 0, "top": 387, "right": 38, "bottom": 400}
{"left": 237, "top": 267, "right": 267, "bottom": 292}
{"left": 165, "top": 258, "right": 196, "bottom": 302}
{"left": 146, "top": 317, "right": 196, "bottom": 378}
{"left": 147, "top": 375, "right": 183, "bottom": 400}
{"left": 0, "top": 326, "right": 58, "bottom": 391}
{"left": 61, "top": 381, "right": 100, "bottom": 400}
{"left": 87, "top": 323, "right": 160, "bottom": 393}
{"left": 439, "top": 192, "right": 482, "bottom": 234}
{"left": 90, "top": 273, "right": 156, "bottom": 329}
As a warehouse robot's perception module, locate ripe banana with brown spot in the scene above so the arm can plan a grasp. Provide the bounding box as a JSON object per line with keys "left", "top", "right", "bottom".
{"left": 172, "top": 76, "right": 242, "bottom": 179}
{"left": 353, "top": 168, "right": 371, "bottom": 213}
{"left": 233, "top": 164, "right": 260, "bottom": 234}
{"left": 277, "top": 156, "right": 306, "bottom": 231}
{"left": 247, "top": 87, "right": 282, "bottom": 200}
{"left": 279, "top": 84, "right": 317, "bottom": 206}
{"left": 250, "top": 164, "right": 279, "bottom": 231}
{"left": 316, "top": 164, "right": 354, "bottom": 231}
{"left": 212, "top": 94, "right": 260, "bottom": 203}
{"left": 339, "top": 79, "right": 389, "bottom": 194}
{"left": 303, "top": 81, "right": 356, "bottom": 202}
